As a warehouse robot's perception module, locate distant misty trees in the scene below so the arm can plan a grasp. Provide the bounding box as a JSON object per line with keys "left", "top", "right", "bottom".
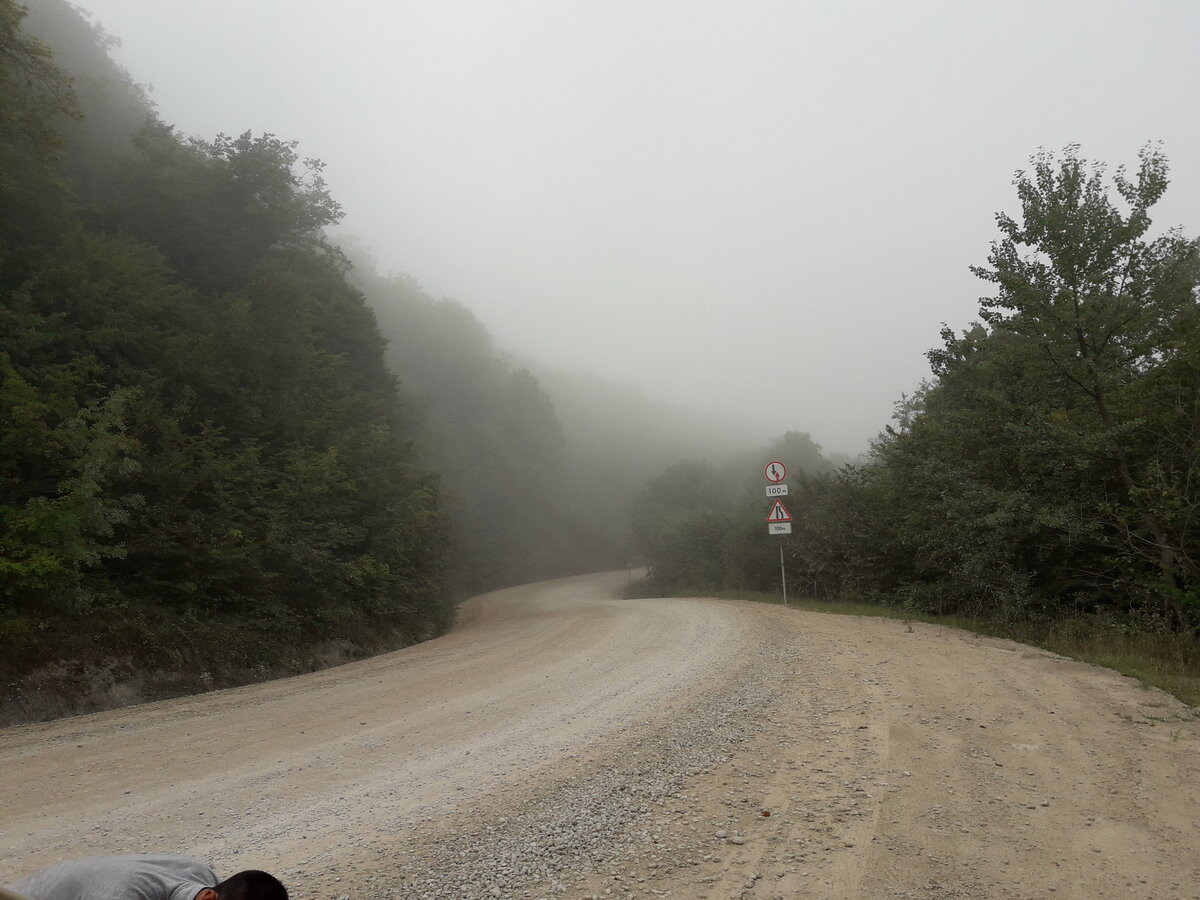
{"left": 349, "top": 260, "right": 630, "bottom": 594}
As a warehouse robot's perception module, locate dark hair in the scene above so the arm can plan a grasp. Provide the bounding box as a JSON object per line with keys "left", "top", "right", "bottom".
{"left": 214, "top": 871, "right": 288, "bottom": 900}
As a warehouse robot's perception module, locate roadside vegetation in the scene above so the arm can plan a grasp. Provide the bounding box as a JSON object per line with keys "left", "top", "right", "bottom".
{"left": 629, "top": 145, "right": 1200, "bottom": 707}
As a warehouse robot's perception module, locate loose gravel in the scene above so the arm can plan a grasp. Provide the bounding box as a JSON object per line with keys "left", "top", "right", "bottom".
{"left": 388, "top": 641, "right": 801, "bottom": 900}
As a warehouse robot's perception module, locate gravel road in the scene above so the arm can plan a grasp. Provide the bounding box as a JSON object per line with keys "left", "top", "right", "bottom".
{"left": 2, "top": 571, "right": 1198, "bottom": 899}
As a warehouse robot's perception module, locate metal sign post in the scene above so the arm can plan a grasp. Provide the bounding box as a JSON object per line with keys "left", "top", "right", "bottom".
{"left": 763, "top": 462, "right": 792, "bottom": 606}
{"left": 780, "top": 542, "right": 788, "bottom": 606}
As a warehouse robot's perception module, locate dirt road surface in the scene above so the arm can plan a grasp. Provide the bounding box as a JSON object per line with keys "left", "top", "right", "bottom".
{"left": 2, "top": 572, "right": 1198, "bottom": 899}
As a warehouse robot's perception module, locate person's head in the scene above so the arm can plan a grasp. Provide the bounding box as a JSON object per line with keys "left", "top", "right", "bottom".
{"left": 196, "top": 871, "right": 288, "bottom": 900}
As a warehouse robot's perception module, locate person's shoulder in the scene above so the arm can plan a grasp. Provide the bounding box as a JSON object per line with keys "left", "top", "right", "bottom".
{"left": 9, "top": 854, "right": 217, "bottom": 900}
{"left": 32, "top": 856, "right": 202, "bottom": 872}
{"left": 137, "top": 857, "right": 218, "bottom": 883}
{"left": 128, "top": 857, "right": 209, "bottom": 868}
{"left": 106, "top": 856, "right": 212, "bottom": 875}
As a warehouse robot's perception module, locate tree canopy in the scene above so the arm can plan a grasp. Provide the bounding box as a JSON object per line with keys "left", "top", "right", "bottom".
{"left": 1, "top": 0, "right": 667, "bottom": 718}
{"left": 631, "top": 146, "right": 1200, "bottom": 632}
{"left": 2, "top": 0, "right": 450, "bottom": 712}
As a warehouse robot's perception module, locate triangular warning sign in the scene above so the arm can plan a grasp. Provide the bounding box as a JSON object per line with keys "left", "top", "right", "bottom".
{"left": 766, "top": 499, "right": 792, "bottom": 523}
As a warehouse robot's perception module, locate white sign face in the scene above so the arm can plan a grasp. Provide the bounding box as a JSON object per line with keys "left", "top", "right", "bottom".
{"left": 768, "top": 522, "right": 792, "bottom": 535}
{"left": 764, "top": 461, "right": 787, "bottom": 483}
{"left": 766, "top": 499, "right": 792, "bottom": 522}
{"left": 766, "top": 484, "right": 788, "bottom": 497}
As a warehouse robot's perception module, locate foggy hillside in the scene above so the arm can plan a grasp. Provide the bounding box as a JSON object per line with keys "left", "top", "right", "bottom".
{"left": 55, "top": 1, "right": 1200, "bottom": 461}
{"left": 348, "top": 248, "right": 795, "bottom": 588}
{"left": 0, "top": 0, "right": 786, "bottom": 719}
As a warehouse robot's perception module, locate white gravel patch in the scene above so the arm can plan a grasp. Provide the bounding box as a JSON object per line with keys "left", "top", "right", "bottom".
{"left": 381, "top": 640, "right": 801, "bottom": 900}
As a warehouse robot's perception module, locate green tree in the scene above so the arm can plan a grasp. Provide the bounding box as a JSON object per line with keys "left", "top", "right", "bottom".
{"left": 628, "top": 460, "right": 740, "bottom": 593}
{"left": 92, "top": 124, "right": 343, "bottom": 292}
{"left": 961, "top": 144, "right": 1200, "bottom": 618}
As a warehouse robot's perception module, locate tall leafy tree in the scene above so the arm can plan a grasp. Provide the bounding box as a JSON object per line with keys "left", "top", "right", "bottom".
{"left": 957, "top": 145, "right": 1200, "bottom": 616}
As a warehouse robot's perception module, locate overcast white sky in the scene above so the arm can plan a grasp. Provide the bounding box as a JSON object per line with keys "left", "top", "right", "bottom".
{"left": 67, "top": 0, "right": 1200, "bottom": 455}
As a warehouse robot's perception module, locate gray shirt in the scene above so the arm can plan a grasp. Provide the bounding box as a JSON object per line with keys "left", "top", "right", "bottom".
{"left": 7, "top": 855, "right": 217, "bottom": 900}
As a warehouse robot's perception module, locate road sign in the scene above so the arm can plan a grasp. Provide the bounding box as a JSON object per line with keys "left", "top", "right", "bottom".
{"left": 766, "top": 499, "right": 792, "bottom": 523}
{"left": 762, "top": 464, "right": 791, "bottom": 605}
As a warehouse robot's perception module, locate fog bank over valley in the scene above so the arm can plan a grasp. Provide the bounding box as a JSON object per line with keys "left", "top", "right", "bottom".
{"left": 62, "top": 1, "right": 1200, "bottom": 453}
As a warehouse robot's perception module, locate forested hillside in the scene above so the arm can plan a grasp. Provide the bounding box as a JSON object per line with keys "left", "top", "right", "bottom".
{"left": 633, "top": 146, "right": 1200, "bottom": 641}
{"left": 348, "top": 259, "right": 761, "bottom": 592}
{"left": 0, "top": 0, "right": 763, "bottom": 720}
{"left": 349, "top": 260, "right": 628, "bottom": 591}
{"left": 1, "top": 0, "right": 659, "bottom": 716}
{"left": 0, "top": 0, "right": 458, "bottom": 715}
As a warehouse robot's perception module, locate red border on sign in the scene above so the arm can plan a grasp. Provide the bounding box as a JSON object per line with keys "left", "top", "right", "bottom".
{"left": 764, "top": 460, "right": 787, "bottom": 483}
{"left": 766, "top": 499, "right": 792, "bottom": 522}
